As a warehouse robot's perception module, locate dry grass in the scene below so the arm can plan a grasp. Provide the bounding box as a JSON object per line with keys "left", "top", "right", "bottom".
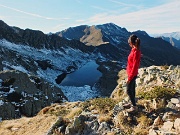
{"left": 98, "top": 114, "right": 112, "bottom": 123}
{"left": 161, "top": 65, "right": 169, "bottom": 70}
{"left": 137, "top": 86, "right": 176, "bottom": 100}
{"left": 82, "top": 97, "right": 117, "bottom": 114}
{"left": 0, "top": 114, "right": 57, "bottom": 135}
{"left": 65, "top": 107, "right": 82, "bottom": 119}
{"left": 134, "top": 128, "right": 149, "bottom": 135}
{"left": 114, "top": 112, "right": 133, "bottom": 134}
{"left": 106, "top": 132, "right": 117, "bottom": 135}
{"left": 137, "top": 114, "right": 152, "bottom": 128}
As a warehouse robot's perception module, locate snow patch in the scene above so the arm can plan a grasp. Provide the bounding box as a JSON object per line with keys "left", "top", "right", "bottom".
{"left": 9, "top": 87, "right": 15, "bottom": 93}
{"left": 60, "top": 85, "right": 100, "bottom": 102}
{"left": 0, "top": 100, "right": 4, "bottom": 106}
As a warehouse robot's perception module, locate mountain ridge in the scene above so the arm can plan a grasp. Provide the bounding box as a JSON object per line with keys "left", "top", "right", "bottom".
{"left": 56, "top": 22, "right": 180, "bottom": 66}
{"left": 153, "top": 31, "right": 180, "bottom": 40}
{"left": 56, "top": 23, "right": 129, "bottom": 46}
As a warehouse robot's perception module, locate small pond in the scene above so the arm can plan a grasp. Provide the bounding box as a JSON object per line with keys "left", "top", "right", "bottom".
{"left": 60, "top": 61, "right": 102, "bottom": 87}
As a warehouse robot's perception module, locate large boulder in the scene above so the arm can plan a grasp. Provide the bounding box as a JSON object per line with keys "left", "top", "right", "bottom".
{"left": 0, "top": 70, "right": 67, "bottom": 120}
{"left": 0, "top": 101, "right": 15, "bottom": 120}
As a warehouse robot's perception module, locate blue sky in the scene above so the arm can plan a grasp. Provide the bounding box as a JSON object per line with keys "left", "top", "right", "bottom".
{"left": 0, "top": 0, "right": 179, "bottom": 34}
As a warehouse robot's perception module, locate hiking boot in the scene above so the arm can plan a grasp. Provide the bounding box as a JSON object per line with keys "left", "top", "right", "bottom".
{"left": 127, "top": 106, "right": 138, "bottom": 112}
{"left": 123, "top": 103, "right": 131, "bottom": 108}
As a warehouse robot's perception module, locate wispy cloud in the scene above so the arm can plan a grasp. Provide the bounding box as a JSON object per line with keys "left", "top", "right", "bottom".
{"left": 109, "top": 0, "right": 137, "bottom": 8}
{"left": 53, "top": 24, "right": 66, "bottom": 30}
{"left": 91, "top": 5, "right": 110, "bottom": 12}
{"left": 0, "top": 4, "right": 70, "bottom": 21}
{"left": 91, "top": 5, "right": 119, "bottom": 14}
{"left": 87, "top": 1, "right": 180, "bottom": 34}
{"left": 108, "top": 0, "right": 143, "bottom": 10}
{"left": 75, "top": 0, "right": 82, "bottom": 4}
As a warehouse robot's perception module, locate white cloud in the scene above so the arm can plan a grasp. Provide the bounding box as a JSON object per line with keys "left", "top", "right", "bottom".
{"left": 108, "top": 0, "right": 143, "bottom": 9}
{"left": 91, "top": 5, "right": 109, "bottom": 11}
{"left": 87, "top": 1, "right": 180, "bottom": 34}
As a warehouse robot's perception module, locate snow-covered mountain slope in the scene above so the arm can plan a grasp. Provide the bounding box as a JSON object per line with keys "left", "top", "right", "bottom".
{"left": 0, "top": 39, "right": 100, "bottom": 101}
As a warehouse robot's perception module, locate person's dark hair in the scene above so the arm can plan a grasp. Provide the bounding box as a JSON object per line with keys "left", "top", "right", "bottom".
{"left": 128, "top": 34, "right": 140, "bottom": 49}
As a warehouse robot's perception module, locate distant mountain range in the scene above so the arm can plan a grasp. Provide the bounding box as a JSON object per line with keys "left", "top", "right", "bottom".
{"left": 152, "top": 32, "right": 180, "bottom": 49}
{"left": 153, "top": 32, "right": 180, "bottom": 40}
{"left": 56, "top": 23, "right": 180, "bottom": 66}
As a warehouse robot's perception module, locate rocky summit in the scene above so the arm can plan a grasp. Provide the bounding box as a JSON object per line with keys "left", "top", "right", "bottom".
{"left": 0, "top": 65, "right": 179, "bottom": 135}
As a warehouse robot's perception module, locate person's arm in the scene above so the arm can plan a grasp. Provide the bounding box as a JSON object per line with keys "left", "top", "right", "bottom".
{"left": 128, "top": 50, "right": 139, "bottom": 81}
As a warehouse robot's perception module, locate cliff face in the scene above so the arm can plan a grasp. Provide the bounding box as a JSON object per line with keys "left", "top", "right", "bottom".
{"left": 0, "top": 65, "right": 179, "bottom": 135}
{"left": 0, "top": 70, "right": 67, "bottom": 120}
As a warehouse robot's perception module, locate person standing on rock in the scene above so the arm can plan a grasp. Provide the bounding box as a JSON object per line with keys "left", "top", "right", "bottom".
{"left": 126, "top": 34, "right": 141, "bottom": 112}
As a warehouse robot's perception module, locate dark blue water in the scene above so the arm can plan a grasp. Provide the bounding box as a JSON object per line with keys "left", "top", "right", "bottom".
{"left": 60, "top": 61, "right": 102, "bottom": 86}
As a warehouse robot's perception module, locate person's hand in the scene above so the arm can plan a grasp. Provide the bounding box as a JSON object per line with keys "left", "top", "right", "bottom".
{"left": 127, "top": 80, "right": 130, "bottom": 84}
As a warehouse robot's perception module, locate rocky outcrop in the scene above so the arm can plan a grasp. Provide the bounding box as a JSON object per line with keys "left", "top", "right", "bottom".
{"left": 0, "top": 70, "right": 67, "bottom": 120}
{"left": 43, "top": 95, "right": 180, "bottom": 135}
{"left": 111, "top": 65, "right": 180, "bottom": 135}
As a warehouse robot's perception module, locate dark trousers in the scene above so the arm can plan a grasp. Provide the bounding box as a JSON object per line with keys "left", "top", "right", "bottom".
{"left": 127, "top": 76, "right": 137, "bottom": 106}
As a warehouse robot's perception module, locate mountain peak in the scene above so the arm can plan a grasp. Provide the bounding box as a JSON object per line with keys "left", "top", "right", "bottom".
{"left": 133, "top": 30, "right": 149, "bottom": 36}
{"left": 57, "top": 23, "right": 129, "bottom": 46}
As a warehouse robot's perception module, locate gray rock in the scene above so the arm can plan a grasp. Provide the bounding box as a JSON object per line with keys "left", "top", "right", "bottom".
{"left": 73, "top": 115, "right": 86, "bottom": 128}
{"left": 0, "top": 70, "right": 66, "bottom": 120}
{"left": 46, "top": 117, "right": 64, "bottom": 135}
{"left": 161, "top": 121, "right": 174, "bottom": 131}
{"left": 171, "top": 98, "right": 180, "bottom": 104}
{"left": 169, "top": 65, "right": 176, "bottom": 70}
{"left": 167, "top": 102, "right": 177, "bottom": 110}
{"left": 174, "top": 118, "right": 180, "bottom": 133}
{"left": 0, "top": 70, "right": 37, "bottom": 94}
{"left": 0, "top": 102, "right": 15, "bottom": 120}
{"left": 97, "top": 122, "right": 111, "bottom": 134}
{"left": 113, "top": 102, "right": 124, "bottom": 116}
{"left": 148, "top": 129, "right": 158, "bottom": 135}
{"left": 0, "top": 57, "right": 3, "bottom": 71}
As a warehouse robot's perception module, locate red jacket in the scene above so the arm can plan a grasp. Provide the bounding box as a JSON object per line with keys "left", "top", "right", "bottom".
{"left": 126, "top": 48, "right": 141, "bottom": 81}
